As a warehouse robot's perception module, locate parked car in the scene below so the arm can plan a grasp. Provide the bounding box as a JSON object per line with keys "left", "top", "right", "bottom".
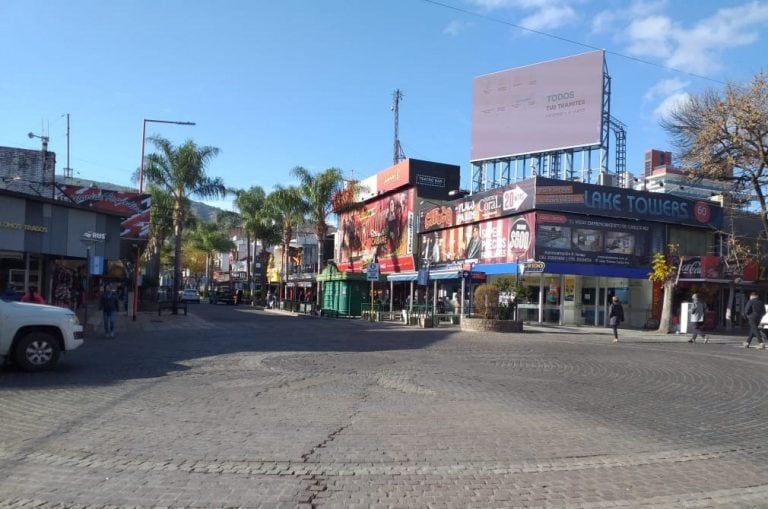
{"left": 0, "top": 299, "right": 84, "bottom": 371}
{"left": 209, "top": 286, "right": 235, "bottom": 305}
{"left": 180, "top": 288, "right": 201, "bottom": 303}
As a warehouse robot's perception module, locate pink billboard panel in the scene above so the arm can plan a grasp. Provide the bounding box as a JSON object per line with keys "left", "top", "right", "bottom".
{"left": 470, "top": 50, "right": 604, "bottom": 161}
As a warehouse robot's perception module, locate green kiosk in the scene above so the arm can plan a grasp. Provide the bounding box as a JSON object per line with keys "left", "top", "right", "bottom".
{"left": 317, "top": 263, "right": 369, "bottom": 317}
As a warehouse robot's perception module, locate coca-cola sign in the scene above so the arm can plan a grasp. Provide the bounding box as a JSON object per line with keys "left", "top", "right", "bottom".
{"left": 678, "top": 255, "right": 758, "bottom": 282}
{"left": 679, "top": 257, "right": 702, "bottom": 279}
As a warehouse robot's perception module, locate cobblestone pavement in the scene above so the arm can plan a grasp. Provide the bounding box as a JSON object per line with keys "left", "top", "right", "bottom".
{"left": 1, "top": 307, "right": 767, "bottom": 508}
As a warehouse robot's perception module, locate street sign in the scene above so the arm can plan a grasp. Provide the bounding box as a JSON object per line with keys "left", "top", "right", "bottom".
{"left": 89, "top": 255, "right": 104, "bottom": 276}
{"left": 417, "top": 268, "right": 429, "bottom": 286}
{"left": 367, "top": 263, "right": 380, "bottom": 281}
{"left": 523, "top": 261, "right": 546, "bottom": 273}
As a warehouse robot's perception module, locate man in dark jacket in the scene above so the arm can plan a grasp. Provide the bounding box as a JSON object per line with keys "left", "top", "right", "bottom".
{"left": 743, "top": 292, "right": 766, "bottom": 349}
{"left": 99, "top": 285, "right": 119, "bottom": 338}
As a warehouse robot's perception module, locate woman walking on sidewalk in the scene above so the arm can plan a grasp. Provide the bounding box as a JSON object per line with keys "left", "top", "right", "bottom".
{"left": 688, "top": 293, "right": 708, "bottom": 344}
{"left": 609, "top": 295, "right": 624, "bottom": 343}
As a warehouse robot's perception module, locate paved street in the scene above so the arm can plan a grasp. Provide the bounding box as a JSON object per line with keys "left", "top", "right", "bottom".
{"left": 1, "top": 305, "right": 768, "bottom": 508}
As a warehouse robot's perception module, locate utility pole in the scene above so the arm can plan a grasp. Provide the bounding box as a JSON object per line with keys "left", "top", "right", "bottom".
{"left": 392, "top": 89, "right": 406, "bottom": 165}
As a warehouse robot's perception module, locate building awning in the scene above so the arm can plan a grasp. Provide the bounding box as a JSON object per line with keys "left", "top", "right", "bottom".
{"left": 386, "top": 270, "right": 486, "bottom": 282}
{"left": 472, "top": 263, "right": 519, "bottom": 275}
{"left": 387, "top": 272, "right": 418, "bottom": 282}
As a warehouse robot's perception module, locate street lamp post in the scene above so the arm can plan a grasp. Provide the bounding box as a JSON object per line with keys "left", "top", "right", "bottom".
{"left": 133, "top": 118, "right": 195, "bottom": 321}
{"left": 139, "top": 119, "right": 196, "bottom": 194}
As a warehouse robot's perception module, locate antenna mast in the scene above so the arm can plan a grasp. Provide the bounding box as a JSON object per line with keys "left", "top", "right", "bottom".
{"left": 392, "top": 89, "right": 406, "bottom": 164}
{"left": 64, "top": 113, "right": 73, "bottom": 178}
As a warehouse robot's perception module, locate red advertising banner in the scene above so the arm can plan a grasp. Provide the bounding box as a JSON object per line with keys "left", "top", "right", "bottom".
{"left": 419, "top": 212, "right": 535, "bottom": 269}
{"left": 57, "top": 185, "right": 151, "bottom": 239}
{"left": 419, "top": 178, "right": 536, "bottom": 232}
{"left": 336, "top": 188, "right": 415, "bottom": 272}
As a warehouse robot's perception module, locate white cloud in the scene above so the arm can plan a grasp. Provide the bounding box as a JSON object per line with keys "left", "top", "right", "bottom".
{"left": 644, "top": 78, "right": 690, "bottom": 100}
{"left": 653, "top": 91, "right": 690, "bottom": 119}
{"left": 443, "top": 19, "right": 472, "bottom": 36}
{"left": 600, "top": 0, "right": 768, "bottom": 75}
{"left": 467, "top": 0, "right": 578, "bottom": 31}
{"left": 520, "top": 4, "right": 576, "bottom": 31}
{"left": 593, "top": 0, "right": 666, "bottom": 33}
{"left": 625, "top": 15, "right": 673, "bottom": 59}
{"left": 644, "top": 78, "right": 691, "bottom": 119}
{"left": 665, "top": 1, "right": 768, "bottom": 74}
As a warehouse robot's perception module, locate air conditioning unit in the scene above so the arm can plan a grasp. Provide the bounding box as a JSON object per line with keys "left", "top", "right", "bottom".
{"left": 598, "top": 172, "right": 616, "bottom": 187}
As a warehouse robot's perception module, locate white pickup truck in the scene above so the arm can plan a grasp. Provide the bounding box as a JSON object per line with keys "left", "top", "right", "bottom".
{"left": 0, "top": 299, "right": 84, "bottom": 371}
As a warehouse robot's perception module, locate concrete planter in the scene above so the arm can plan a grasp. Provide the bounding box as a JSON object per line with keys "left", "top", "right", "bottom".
{"left": 461, "top": 317, "right": 524, "bottom": 333}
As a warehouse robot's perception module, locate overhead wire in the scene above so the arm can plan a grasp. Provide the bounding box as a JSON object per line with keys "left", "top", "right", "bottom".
{"left": 421, "top": 0, "right": 727, "bottom": 85}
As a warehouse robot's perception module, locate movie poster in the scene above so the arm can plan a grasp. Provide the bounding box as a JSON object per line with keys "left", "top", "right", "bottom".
{"left": 418, "top": 212, "right": 535, "bottom": 268}
{"left": 336, "top": 188, "right": 415, "bottom": 272}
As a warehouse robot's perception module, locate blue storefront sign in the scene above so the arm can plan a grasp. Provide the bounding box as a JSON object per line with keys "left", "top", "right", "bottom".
{"left": 89, "top": 255, "right": 104, "bottom": 276}
{"left": 534, "top": 177, "right": 723, "bottom": 228}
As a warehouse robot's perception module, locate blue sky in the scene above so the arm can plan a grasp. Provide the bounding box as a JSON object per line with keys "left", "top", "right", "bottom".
{"left": 2, "top": 0, "right": 767, "bottom": 211}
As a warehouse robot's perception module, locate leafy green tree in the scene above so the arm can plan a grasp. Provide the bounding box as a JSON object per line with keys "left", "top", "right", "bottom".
{"left": 290, "top": 166, "right": 346, "bottom": 306}
{"left": 266, "top": 185, "right": 308, "bottom": 301}
{"left": 662, "top": 72, "right": 768, "bottom": 241}
{"left": 143, "top": 136, "right": 226, "bottom": 311}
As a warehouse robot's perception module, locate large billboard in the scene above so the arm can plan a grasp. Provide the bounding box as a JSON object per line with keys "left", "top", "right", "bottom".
{"left": 418, "top": 213, "right": 535, "bottom": 269}
{"left": 470, "top": 50, "right": 605, "bottom": 161}
{"left": 534, "top": 177, "right": 723, "bottom": 228}
{"left": 336, "top": 188, "right": 415, "bottom": 272}
{"left": 535, "top": 212, "right": 665, "bottom": 267}
{"left": 56, "top": 185, "right": 151, "bottom": 239}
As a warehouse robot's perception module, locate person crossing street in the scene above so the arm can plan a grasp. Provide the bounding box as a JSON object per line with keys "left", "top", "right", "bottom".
{"left": 688, "top": 293, "right": 708, "bottom": 344}
{"left": 742, "top": 292, "right": 766, "bottom": 349}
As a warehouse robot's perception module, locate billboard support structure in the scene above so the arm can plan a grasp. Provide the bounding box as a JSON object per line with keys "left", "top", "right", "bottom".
{"left": 600, "top": 59, "right": 611, "bottom": 178}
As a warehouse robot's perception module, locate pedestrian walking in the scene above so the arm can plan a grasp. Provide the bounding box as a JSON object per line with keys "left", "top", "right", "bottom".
{"left": 688, "top": 293, "right": 708, "bottom": 344}
{"left": 742, "top": 291, "right": 766, "bottom": 349}
{"left": 99, "top": 284, "right": 119, "bottom": 338}
{"left": 2, "top": 283, "right": 20, "bottom": 301}
{"left": 608, "top": 295, "right": 624, "bottom": 343}
{"left": 20, "top": 285, "right": 45, "bottom": 304}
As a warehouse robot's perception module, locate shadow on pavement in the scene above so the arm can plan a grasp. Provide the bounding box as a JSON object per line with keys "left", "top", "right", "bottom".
{"left": 0, "top": 309, "right": 458, "bottom": 388}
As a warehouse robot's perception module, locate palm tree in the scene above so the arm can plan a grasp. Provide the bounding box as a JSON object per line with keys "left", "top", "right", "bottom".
{"left": 228, "top": 186, "right": 282, "bottom": 304}
{"left": 290, "top": 166, "right": 345, "bottom": 307}
{"left": 143, "top": 184, "right": 175, "bottom": 284}
{"left": 266, "top": 185, "right": 308, "bottom": 302}
{"left": 186, "top": 221, "right": 235, "bottom": 298}
{"left": 143, "top": 136, "right": 226, "bottom": 312}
